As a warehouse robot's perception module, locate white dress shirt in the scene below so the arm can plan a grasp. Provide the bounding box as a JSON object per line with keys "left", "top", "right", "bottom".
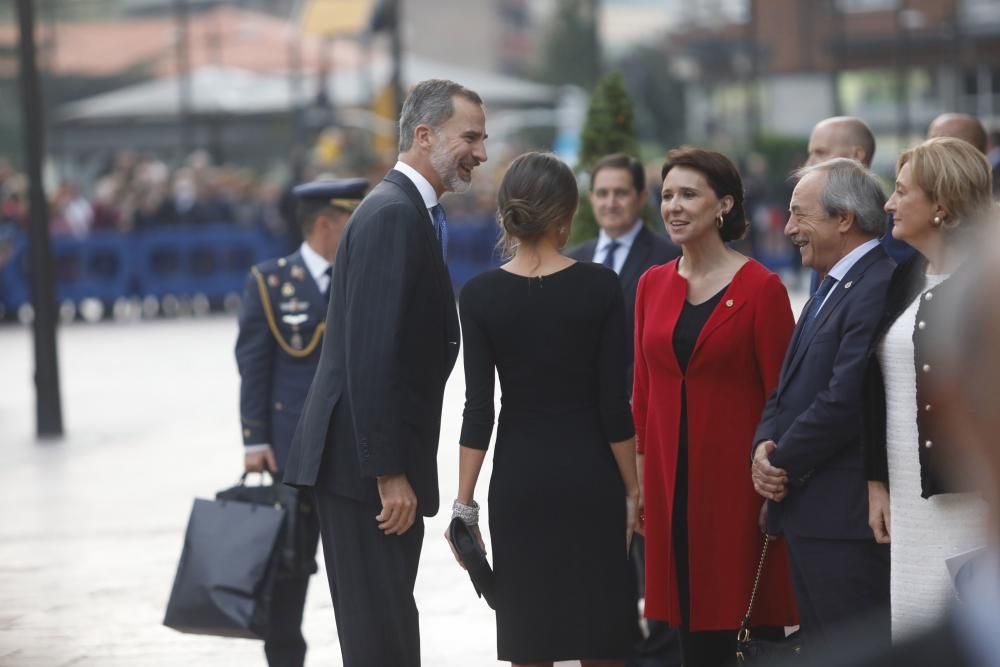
{"left": 816, "top": 238, "right": 880, "bottom": 314}
{"left": 393, "top": 160, "right": 438, "bottom": 222}
{"left": 592, "top": 220, "right": 644, "bottom": 275}
{"left": 299, "top": 240, "right": 332, "bottom": 294}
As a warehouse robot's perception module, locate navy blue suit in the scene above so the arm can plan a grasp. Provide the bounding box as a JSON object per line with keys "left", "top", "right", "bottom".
{"left": 283, "top": 169, "right": 460, "bottom": 667}
{"left": 754, "top": 244, "right": 894, "bottom": 648}
{"left": 235, "top": 249, "right": 326, "bottom": 667}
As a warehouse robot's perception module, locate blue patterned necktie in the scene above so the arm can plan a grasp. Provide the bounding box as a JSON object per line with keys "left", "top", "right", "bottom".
{"left": 601, "top": 239, "right": 621, "bottom": 271}
{"left": 430, "top": 204, "right": 448, "bottom": 263}
{"left": 799, "top": 275, "right": 838, "bottom": 338}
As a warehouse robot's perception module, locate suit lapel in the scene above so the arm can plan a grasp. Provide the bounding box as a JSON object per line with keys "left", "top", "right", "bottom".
{"left": 689, "top": 263, "right": 748, "bottom": 361}
{"left": 619, "top": 225, "right": 652, "bottom": 290}
{"left": 382, "top": 169, "right": 460, "bottom": 351}
{"left": 781, "top": 245, "right": 886, "bottom": 385}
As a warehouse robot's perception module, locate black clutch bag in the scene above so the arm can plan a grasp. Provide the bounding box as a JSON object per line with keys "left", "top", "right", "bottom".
{"left": 736, "top": 537, "right": 802, "bottom": 664}
{"left": 447, "top": 517, "right": 497, "bottom": 609}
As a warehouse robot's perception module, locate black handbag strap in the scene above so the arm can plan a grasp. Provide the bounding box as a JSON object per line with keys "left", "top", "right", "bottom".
{"left": 738, "top": 536, "right": 770, "bottom": 641}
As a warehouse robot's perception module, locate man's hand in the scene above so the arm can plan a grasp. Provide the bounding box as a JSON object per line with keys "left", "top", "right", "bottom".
{"left": 868, "top": 481, "right": 891, "bottom": 544}
{"left": 244, "top": 447, "right": 278, "bottom": 473}
{"left": 752, "top": 440, "right": 789, "bottom": 502}
{"left": 376, "top": 474, "right": 418, "bottom": 535}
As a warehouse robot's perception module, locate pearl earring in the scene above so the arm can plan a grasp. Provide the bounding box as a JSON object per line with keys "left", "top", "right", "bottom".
{"left": 932, "top": 216, "right": 942, "bottom": 227}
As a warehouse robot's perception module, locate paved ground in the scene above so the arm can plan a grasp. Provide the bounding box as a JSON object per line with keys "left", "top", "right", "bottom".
{"left": 0, "top": 286, "right": 807, "bottom": 667}
{"left": 0, "top": 316, "right": 501, "bottom": 666}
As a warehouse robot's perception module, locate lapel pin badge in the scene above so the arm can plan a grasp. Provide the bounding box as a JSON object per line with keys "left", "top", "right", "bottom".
{"left": 844, "top": 281, "right": 854, "bottom": 289}
{"left": 725, "top": 299, "right": 734, "bottom": 307}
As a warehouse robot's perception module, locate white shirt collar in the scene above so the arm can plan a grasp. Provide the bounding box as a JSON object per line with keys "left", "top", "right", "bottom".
{"left": 393, "top": 160, "right": 439, "bottom": 211}
{"left": 299, "top": 241, "right": 331, "bottom": 287}
{"left": 596, "top": 219, "right": 644, "bottom": 253}
{"left": 827, "top": 238, "right": 880, "bottom": 283}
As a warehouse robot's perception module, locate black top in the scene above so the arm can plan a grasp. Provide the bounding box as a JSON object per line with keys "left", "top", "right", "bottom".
{"left": 459, "top": 261, "right": 635, "bottom": 448}
{"left": 672, "top": 287, "right": 728, "bottom": 374}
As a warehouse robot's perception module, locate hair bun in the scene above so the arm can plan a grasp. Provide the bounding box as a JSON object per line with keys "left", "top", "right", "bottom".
{"left": 499, "top": 198, "right": 541, "bottom": 236}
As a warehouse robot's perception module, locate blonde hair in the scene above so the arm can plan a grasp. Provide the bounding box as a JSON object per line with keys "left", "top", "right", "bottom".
{"left": 897, "top": 137, "right": 994, "bottom": 232}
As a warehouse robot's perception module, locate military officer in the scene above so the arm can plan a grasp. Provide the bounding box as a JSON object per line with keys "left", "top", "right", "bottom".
{"left": 235, "top": 177, "right": 368, "bottom": 667}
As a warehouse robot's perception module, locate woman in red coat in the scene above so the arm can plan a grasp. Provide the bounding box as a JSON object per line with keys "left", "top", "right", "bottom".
{"left": 633, "top": 147, "right": 799, "bottom": 666}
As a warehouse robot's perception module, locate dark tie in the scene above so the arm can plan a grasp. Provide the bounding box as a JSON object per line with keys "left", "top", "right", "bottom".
{"left": 601, "top": 240, "right": 621, "bottom": 271}
{"left": 431, "top": 204, "right": 448, "bottom": 263}
{"left": 322, "top": 266, "right": 332, "bottom": 298}
{"left": 799, "top": 274, "right": 838, "bottom": 338}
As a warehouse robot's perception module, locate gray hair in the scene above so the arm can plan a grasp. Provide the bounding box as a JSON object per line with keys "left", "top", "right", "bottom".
{"left": 794, "top": 158, "right": 887, "bottom": 236}
{"left": 398, "top": 79, "right": 483, "bottom": 152}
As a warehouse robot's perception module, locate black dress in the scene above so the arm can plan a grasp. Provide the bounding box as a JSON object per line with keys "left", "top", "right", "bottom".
{"left": 459, "top": 262, "right": 637, "bottom": 663}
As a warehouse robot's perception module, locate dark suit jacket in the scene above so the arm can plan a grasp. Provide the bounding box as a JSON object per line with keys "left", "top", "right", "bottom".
{"left": 235, "top": 250, "right": 328, "bottom": 470}
{"left": 754, "top": 245, "right": 895, "bottom": 540}
{"left": 566, "top": 225, "right": 680, "bottom": 391}
{"left": 282, "top": 169, "right": 460, "bottom": 517}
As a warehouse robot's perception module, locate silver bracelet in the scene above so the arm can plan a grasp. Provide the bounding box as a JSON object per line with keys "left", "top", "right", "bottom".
{"left": 451, "top": 499, "right": 480, "bottom": 526}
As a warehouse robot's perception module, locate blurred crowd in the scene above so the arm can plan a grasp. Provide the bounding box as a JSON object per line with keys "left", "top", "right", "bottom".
{"left": 0, "top": 150, "right": 288, "bottom": 239}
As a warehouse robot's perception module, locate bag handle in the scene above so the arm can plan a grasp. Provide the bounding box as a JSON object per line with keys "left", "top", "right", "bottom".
{"left": 738, "top": 536, "right": 770, "bottom": 643}
{"left": 238, "top": 468, "right": 274, "bottom": 487}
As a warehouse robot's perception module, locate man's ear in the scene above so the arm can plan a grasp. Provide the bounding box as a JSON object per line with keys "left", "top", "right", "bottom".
{"left": 414, "top": 124, "right": 434, "bottom": 150}
{"left": 837, "top": 209, "right": 856, "bottom": 233}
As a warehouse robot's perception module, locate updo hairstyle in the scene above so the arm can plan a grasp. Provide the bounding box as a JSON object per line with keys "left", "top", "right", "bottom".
{"left": 497, "top": 152, "right": 578, "bottom": 256}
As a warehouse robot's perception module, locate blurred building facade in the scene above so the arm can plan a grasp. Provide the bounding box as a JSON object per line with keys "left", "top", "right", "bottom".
{"left": 662, "top": 0, "right": 1000, "bottom": 168}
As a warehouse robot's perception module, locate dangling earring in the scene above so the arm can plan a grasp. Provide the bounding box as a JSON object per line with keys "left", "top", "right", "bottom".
{"left": 716, "top": 214, "right": 724, "bottom": 230}
{"left": 932, "top": 215, "right": 943, "bottom": 227}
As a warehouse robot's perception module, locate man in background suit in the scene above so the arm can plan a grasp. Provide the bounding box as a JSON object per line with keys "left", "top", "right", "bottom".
{"left": 752, "top": 158, "right": 895, "bottom": 652}
{"left": 282, "top": 79, "right": 487, "bottom": 667}
{"left": 567, "top": 153, "right": 679, "bottom": 392}
{"left": 567, "top": 153, "right": 680, "bottom": 667}
{"left": 806, "top": 116, "right": 913, "bottom": 269}
{"left": 236, "top": 177, "right": 368, "bottom": 667}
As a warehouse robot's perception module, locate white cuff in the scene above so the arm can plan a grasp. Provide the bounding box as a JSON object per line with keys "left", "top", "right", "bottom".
{"left": 244, "top": 444, "right": 273, "bottom": 454}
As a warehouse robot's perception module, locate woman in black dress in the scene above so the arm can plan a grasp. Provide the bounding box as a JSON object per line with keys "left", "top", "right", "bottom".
{"left": 448, "top": 152, "right": 641, "bottom": 667}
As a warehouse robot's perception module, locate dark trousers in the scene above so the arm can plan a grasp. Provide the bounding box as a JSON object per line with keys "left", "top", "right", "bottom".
{"left": 264, "top": 503, "right": 322, "bottom": 667}
{"left": 313, "top": 490, "right": 425, "bottom": 667}
{"left": 784, "top": 534, "right": 890, "bottom": 654}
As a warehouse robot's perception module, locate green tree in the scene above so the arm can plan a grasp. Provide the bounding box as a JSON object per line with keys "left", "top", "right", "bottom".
{"left": 568, "top": 70, "right": 641, "bottom": 246}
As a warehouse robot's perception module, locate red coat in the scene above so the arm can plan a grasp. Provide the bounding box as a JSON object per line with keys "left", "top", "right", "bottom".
{"left": 633, "top": 259, "right": 799, "bottom": 630}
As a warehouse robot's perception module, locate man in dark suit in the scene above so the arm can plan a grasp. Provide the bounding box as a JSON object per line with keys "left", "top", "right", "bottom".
{"left": 751, "top": 158, "right": 895, "bottom": 652}
{"left": 282, "top": 79, "right": 487, "bottom": 667}
{"left": 235, "top": 177, "right": 367, "bottom": 667}
{"left": 567, "top": 153, "right": 680, "bottom": 667}
{"left": 566, "top": 153, "right": 679, "bottom": 392}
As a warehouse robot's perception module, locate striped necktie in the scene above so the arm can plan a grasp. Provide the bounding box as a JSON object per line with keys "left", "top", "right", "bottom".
{"left": 430, "top": 204, "right": 448, "bottom": 263}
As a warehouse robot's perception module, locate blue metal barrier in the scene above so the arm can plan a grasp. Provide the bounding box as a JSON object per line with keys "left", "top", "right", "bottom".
{"left": 0, "top": 218, "right": 507, "bottom": 318}
{"left": 133, "top": 224, "right": 282, "bottom": 304}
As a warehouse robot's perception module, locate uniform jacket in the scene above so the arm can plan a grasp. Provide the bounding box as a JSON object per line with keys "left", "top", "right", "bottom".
{"left": 754, "top": 245, "right": 895, "bottom": 540}
{"left": 566, "top": 225, "right": 680, "bottom": 392}
{"left": 282, "top": 170, "right": 460, "bottom": 517}
{"left": 633, "top": 258, "right": 798, "bottom": 630}
{"left": 235, "top": 249, "right": 327, "bottom": 470}
{"left": 862, "top": 253, "right": 973, "bottom": 498}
